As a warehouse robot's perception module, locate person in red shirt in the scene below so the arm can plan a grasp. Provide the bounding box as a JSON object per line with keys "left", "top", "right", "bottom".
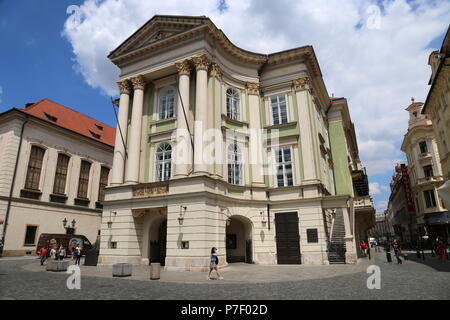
{"left": 360, "top": 241, "right": 368, "bottom": 257}
{"left": 436, "top": 241, "right": 446, "bottom": 261}
{"left": 39, "top": 246, "right": 48, "bottom": 266}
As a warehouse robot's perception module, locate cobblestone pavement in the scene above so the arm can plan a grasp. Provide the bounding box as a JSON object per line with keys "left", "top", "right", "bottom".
{"left": 0, "top": 251, "right": 449, "bottom": 300}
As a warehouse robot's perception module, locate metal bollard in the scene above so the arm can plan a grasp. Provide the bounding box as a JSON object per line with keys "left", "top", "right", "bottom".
{"left": 150, "top": 263, "right": 160, "bottom": 280}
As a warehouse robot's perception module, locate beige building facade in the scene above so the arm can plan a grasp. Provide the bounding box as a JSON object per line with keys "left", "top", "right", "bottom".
{"left": 99, "top": 15, "right": 374, "bottom": 270}
{"left": 422, "top": 26, "right": 450, "bottom": 213}
{"left": 0, "top": 99, "right": 114, "bottom": 256}
{"left": 401, "top": 100, "right": 447, "bottom": 240}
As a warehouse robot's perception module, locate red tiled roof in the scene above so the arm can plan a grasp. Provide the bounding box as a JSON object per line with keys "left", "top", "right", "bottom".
{"left": 19, "top": 99, "right": 115, "bottom": 147}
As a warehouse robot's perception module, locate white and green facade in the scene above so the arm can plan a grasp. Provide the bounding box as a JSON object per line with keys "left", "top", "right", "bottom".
{"left": 99, "top": 15, "right": 373, "bottom": 270}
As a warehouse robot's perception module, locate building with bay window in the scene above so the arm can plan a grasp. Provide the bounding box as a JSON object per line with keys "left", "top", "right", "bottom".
{"left": 402, "top": 99, "right": 448, "bottom": 242}
{"left": 99, "top": 15, "right": 374, "bottom": 270}
{"left": 0, "top": 99, "right": 114, "bottom": 256}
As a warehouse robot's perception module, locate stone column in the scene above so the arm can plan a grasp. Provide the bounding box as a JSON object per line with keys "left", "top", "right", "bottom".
{"left": 125, "top": 75, "right": 146, "bottom": 184}
{"left": 342, "top": 206, "right": 357, "bottom": 264}
{"left": 111, "top": 80, "right": 132, "bottom": 185}
{"left": 247, "top": 82, "right": 265, "bottom": 187}
{"left": 294, "top": 77, "right": 319, "bottom": 182}
{"left": 174, "top": 60, "right": 192, "bottom": 177}
{"left": 192, "top": 55, "right": 210, "bottom": 175}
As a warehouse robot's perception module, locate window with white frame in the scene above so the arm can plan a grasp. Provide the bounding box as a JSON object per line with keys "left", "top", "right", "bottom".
{"left": 270, "top": 94, "right": 288, "bottom": 125}
{"left": 226, "top": 88, "right": 240, "bottom": 120}
{"left": 275, "top": 146, "right": 293, "bottom": 187}
{"left": 227, "top": 142, "right": 243, "bottom": 185}
{"left": 158, "top": 87, "right": 176, "bottom": 120}
{"left": 155, "top": 143, "right": 172, "bottom": 182}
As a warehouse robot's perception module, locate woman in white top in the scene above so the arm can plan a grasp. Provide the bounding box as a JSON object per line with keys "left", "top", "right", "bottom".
{"left": 50, "top": 247, "right": 57, "bottom": 260}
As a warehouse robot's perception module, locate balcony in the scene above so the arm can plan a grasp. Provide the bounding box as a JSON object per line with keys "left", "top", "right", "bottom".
{"left": 416, "top": 176, "right": 443, "bottom": 186}
{"left": 352, "top": 168, "right": 369, "bottom": 197}
{"left": 354, "top": 195, "right": 374, "bottom": 209}
{"left": 418, "top": 152, "right": 432, "bottom": 164}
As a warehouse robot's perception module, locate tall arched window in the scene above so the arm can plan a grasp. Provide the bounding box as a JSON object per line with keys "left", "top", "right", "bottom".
{"left": 156, "top": 143, "right": 172, "bottom": 182}
{"left": 226, "top": 88, "right": 240, "bottom": 120}
{"left": 158, "top": 87, "right": 176, "bottom": 120}
{"left": 228, "top": 142, "right": 242, "bottom": 185}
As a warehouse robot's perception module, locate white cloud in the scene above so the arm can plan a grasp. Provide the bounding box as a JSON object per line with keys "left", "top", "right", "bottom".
{"left": 369, "top": 182, "right": 389, "bottom": 195}
{"left": 62, "top": 0, "right": 450, "bottom": 177}
{"left": 374, "top": 200, "right": 388, "bottom": 212}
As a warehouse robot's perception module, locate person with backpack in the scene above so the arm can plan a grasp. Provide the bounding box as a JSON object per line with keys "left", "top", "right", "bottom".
{"left": 207, "top": 247, "right": 223, "bottom": 280}
{"left": 74, "top": 245, "right": 81, "bottom": 265}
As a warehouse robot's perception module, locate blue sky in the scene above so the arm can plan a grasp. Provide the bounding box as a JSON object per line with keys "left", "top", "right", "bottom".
{"left": 0, "top": 0, "right": 448, "bottom": 213}
{"left": 0, "top": 0, "right": 117, "bottom": 127}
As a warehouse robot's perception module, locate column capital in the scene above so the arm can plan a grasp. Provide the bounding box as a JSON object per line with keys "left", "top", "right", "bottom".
{"left": 117, "top": 80, "right": 132, "bottom": 95}
{"left": 293, "top": 77, "right": 310, "bottom": 92}
{"left": 175, "top": 60, "right": 192, "bottom": 76}
{"left": 211, "top": 63, "right": 223, "bottom": 80}
{"left": 246, "top": 82, "right": 260, "bottom": 95}
{"left": 192, "top": 54, "right": 211, "bottom": 71}
{"left": 130, "top": 75, "right": 146, "bottom": 90}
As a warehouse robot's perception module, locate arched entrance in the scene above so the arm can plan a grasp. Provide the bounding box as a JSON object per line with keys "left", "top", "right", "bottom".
{"left": 148, "top": 217, "right": 167, "bottom": 266}
{"left": 226, "top": 216, "right": 253, "bottom": 264}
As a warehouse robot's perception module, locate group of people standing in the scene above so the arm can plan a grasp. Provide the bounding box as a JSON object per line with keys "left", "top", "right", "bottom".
{"left": 39, "top": 243, "right": 82, "bottom": 266}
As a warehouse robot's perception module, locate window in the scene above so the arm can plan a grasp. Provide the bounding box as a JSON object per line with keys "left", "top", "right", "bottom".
{"left": 423, "top": 165, "right": 434, "bottom": 178}
{"left": 424, "top": 190, "right": 436, "bottom": 208}
{"left": 158, "top": 87, "right": 176, "bottom": 120}
{"left": 270, "top": 95, "right": 288, "bottom": 125}
{"left": 156, "top": 143, "right": 172, "bottom": 182}
{"left": 24, "top": 226, "right": 37, "bottom": 246}
{"left": 25, "top": 146, "right": 45, "bottom": 190}
{"left": 226, "top": 88, "right": 240, "bottom": 120}
{"left": 419, "top": 141, "right": 428, "bottom": 154}
{"left": 53, "top": 154, "right": 70, "bottom": 194}
{"left": 275, "top": 146, "right": 293, "bottom": 187}
{"left": 77, "top": 160, "right": 91, "bottom": 199}
{"left": 98, "top": 167, "right": 110, "bottom": 202}
{"left": 227, "top": 142, "right": 243, "bottom": 185}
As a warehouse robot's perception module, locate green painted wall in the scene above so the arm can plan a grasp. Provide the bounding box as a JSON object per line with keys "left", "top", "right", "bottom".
{"left": 143, "top": 85, "right": 155, "bottom": 182}
{"left": 155, "top": 119, "right": 176, "bottom": 132}
{"left": 329, "top": 120, "right": 352, "bottom": 195}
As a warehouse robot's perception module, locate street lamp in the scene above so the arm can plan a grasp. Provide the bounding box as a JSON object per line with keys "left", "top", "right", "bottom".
{"left": 62, "top": 217, "right": 67, "bottom": 228}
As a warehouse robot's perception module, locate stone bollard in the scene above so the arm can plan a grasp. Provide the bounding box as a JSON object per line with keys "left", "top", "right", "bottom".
{"left": 112, "top": 263, "right": 132, "bottom": 277}
{"left": 150, "top": 263, "right": 160, "bottom": 280}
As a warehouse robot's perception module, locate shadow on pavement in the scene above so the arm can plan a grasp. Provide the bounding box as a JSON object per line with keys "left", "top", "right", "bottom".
{"left": 404, "top": 252, "right": 450, "bottom": 272}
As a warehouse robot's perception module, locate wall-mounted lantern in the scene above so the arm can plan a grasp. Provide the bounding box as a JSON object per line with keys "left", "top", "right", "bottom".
{"left": 107, "top": 211, "right": 116, "bottom": 229}
{"left": 260, "top": 211, "right": 267, "bottom": 226}
{"left": 178, "top": 206, "right": 187, "bottom": 224}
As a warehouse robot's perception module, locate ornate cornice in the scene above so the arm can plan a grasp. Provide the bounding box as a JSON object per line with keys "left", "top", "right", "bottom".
{"left": 192, "top": 54, "right": 210, "bottom": 71}
{"left": 117, "top": 80, "right": 132, "bottom": 95}
{"left": 175, "top": 60, "right": 191, "bottom": 76}
{"left": 246, "top": 82, "right": 260, "bottom": 95}
{"left": 130, "top": 75, "right": 146, "bottom": 90}
{"left": 293, "top": 77, "right": 311, "bottom": 91}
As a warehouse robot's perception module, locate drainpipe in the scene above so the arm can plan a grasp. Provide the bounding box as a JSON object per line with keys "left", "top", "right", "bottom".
{"left": 0, "top": 117, "right": 28, "bottom": 257}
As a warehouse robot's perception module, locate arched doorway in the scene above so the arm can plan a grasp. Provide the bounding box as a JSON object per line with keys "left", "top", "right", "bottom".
{"left": 148, "top": 217, "right": 167, "bottom": 266}
{"left": 226, "top": 216, "right": 253, "bottom": 264}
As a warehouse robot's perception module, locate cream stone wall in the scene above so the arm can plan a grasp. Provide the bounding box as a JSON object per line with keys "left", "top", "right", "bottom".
{"left": 0, "top": 112, "right": 113, "bottom": 255}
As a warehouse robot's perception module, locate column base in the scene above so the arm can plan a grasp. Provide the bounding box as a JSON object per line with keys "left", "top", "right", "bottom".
{"left": 98, "top": 255, "right": 143, "bottom": 266}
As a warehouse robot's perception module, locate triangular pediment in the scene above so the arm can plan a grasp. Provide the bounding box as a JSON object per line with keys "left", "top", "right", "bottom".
{"left": 109, "top": 15, "right": 208, "bottom": 61}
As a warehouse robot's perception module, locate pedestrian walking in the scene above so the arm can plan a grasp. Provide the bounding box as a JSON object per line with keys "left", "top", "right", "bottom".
{"left": 39, "top": 246, "right": 48, "bottom": 265}
{"left": 393, "top": 240, "right": 402, "bottom": 264}
{"left": 360, "top": 240, "right": 368, "bottom": 257}
{"left": 58, "top": 245, "right": 66, "bottom": 261}
{"left": 436, "top": 241, "right": 445, "bottom": 262}
{"left": 207, "top": 247, "right": 223, "bottom": 280}
{"left": 74, "top": 245, "right": 81, "bottom": 265}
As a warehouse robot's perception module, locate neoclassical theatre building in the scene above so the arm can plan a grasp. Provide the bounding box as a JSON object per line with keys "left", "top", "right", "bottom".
{"left": 99, "top": 15, "right": 375, "bottom": 270}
